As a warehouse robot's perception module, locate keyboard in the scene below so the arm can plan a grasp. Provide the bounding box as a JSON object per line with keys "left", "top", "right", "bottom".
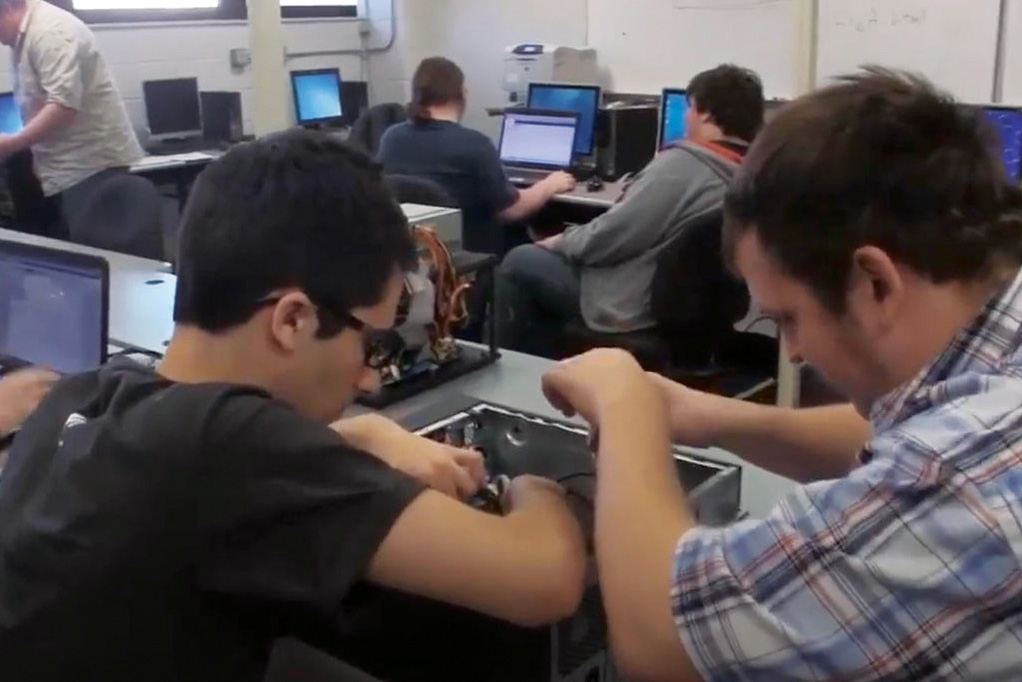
{"left": 146, "top": 138, "right": 214, "bottom": 156}
{"left": 505, "top": 168, "right": 558, "bottom": 187}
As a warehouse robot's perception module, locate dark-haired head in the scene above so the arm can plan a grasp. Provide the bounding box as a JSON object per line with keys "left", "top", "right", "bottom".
{"left": 687, "top": 64, "right": 765, "bottom": 143}
{"left": 167, "top": 128, "right": 417, "bottom": 421}
{"left": 722, "top": 67, "right": 1022, "bottom": 411}
{"left": 408, "top": 57, "right": 466, "bottom": 125}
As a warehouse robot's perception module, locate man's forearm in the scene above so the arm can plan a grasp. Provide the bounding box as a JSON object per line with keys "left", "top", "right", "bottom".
{"left": 499, "top": 182, "right": 556, "bottom": 223}
{"left": 12, "top": 102, "right": 77, "bottom": 152}
{"left": 595, "top": 394, "right": 700, "bottom": 681}
{"left": 705, "top": 399, "right": 870, "bottom": 483}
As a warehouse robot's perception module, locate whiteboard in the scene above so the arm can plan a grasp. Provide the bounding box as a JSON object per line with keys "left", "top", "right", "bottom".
{"left": 587, "top": 0, "right": 802, "bottom": 97}
{"left": 817, "top": 0, "right": 1001, "bottom": 103}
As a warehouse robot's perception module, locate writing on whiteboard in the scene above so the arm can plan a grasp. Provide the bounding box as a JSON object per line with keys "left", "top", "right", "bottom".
{"left": 831, "top": 6, "right": 928, "bottom": 32}
{"left": 672, "top": 0, "right": 789, "bottom": 10}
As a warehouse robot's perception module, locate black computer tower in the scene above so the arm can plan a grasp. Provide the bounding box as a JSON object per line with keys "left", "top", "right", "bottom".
{"left": 340, "top": 81, "right": 370, "bottom": 126}
{"left": 596, "top": 105, "right": 659, "bottom": 181}
{"left": 200, "top": 91, "right": 244, "bottom": 143}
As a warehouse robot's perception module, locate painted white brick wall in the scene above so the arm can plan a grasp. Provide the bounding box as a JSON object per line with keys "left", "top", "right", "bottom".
{"left": 0, "top": 0, "right": 396, "bottom": 139}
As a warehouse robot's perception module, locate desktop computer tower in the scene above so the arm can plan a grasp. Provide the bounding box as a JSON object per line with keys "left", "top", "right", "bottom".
{"left": 200, "top": 91, "right": 244, "bottom": 143}
{"left": 596, "top": 105, "right": 658, "bottom": 181}
{"left": 340, "top": 81, "right": 370, "bottom": 125}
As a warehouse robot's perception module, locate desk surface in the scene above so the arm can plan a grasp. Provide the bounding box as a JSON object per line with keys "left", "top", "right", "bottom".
{"left": 130, "top": 151, "right": 219, "bottom": 174}
{"left": 0, "top": 227, "right": 172, "bottom": 274}
{"left": 553, "top": 180, "right": 626, "bottom": 209}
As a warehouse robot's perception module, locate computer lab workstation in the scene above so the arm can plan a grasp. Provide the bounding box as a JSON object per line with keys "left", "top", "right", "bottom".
{"left": 4, "top": 1, "right": 1022, "bottom": 681}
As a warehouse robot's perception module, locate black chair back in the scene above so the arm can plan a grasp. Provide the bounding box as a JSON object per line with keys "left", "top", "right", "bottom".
{"left": 349, "top": 103, "right": 408, "bottom": 156}
{"left": 649, "top": 209, "right": 750, "bottom": 364}
{"left": 264, "top": 638, "right": 385, "bottom": 682}
{"left": 384, "top": 174, "right": 457, "bottom": 208}
{"left": 67, "top": 172, "right": 164, "bottom": 261}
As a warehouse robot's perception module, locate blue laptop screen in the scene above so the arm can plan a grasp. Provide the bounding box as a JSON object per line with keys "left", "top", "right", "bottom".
{"left": 0, "top": 93, "right": 23, "bottom": 135}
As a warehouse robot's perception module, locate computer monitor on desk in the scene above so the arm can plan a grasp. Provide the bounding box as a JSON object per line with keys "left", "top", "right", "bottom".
{"left": 499, "top": 109, "right": 579, "bottom": 179}
{"left": 0, "top": 239, "right": 108, "bottom": 375}
{"left": 527, "top": 83, "right": 601, "bottom": 158}
{"left": 658, "top": 88, "right": 689, "bottom": 149}
{"left": 981, "top": 105, "right": 1022, "bottom": 181}
{"left": 143, "top": 77, "right": 202, "bottom": 145}
{"left": 291, "top": 68, "right": 344, "bottom": 127}
{"left": 0, "top": 92, "right": 22, "bottom": 135}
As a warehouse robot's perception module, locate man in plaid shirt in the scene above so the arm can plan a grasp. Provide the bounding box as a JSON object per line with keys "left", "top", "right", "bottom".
{"left": 542, "top": 68, "right": 1022, "bottom": 681}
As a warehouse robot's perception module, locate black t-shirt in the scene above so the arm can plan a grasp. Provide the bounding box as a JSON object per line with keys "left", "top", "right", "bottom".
{"left": 0, "top": 361, "right": 423, "bottom": 682}
{"left": 378, "top": 120, "right": 522, "bottom": 256}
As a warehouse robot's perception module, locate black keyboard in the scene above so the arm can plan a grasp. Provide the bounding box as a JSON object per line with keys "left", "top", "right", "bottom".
{"left": 146, "top": 139, "right": 213, "bottom": 156}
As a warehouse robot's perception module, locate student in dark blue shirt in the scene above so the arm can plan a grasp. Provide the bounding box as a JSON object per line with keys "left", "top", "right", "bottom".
{"left": 378, "top": 57, "right": 575, "bottom": 255}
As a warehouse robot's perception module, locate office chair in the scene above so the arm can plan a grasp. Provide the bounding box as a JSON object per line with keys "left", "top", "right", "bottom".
{"left": 66, "top": 173, "right": 165, "bottom": 261}
{"left": 349, "top": 103, "right": 408, "bottom": 156}
{"left": 384, "top": 174, "right": 458, "bottom": 208}
{"left": 560, "top": 209, "right": 777, "bottom": 394}
{"left": 2, "top": 149, "right": 63, "bottom": 238}
{"left": 263, "top": 638, "right": 385, "bottom": 682}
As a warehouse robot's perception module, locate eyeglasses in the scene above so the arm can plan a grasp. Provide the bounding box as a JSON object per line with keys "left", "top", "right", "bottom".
{"left": 256, "top": 294, "right": 405, "bottom": 370}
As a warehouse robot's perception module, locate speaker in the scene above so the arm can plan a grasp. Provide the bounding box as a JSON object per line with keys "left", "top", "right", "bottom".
{"left": 340, "top": 81, "right": 369, "bottom": 125}
{"left": 200, "top": 91, "right": 243, "bottom": 143}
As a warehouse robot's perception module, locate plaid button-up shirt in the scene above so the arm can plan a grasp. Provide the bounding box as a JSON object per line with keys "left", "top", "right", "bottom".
{"left": 673, "top": 270, "right": 1022, "bottom": 682}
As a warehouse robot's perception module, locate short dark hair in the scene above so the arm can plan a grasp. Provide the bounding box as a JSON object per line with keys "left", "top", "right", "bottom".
{"left": 174, "top": 129, "right": 417, "bottom": 336}
{"left": 408, "top": 57, "right": 465, "bottom": 125}
{"left": 724, "top": 67, "right": 1022, "bottom": 314}
{"left": 688, "top": 64, "right": 765, "bottom": 142}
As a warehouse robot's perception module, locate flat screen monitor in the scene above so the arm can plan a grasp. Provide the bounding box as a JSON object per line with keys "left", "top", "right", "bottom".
{"left": 527, "top": 83, "right": 601, "bottom": 157}
{"left": 0, "top": 92, "right": 22, "bottom": 135}
{"left": 499, "top": 109, "right": 580, "bottom": 170}
{"left": 291, "top": 68, "right": 344, "bottom": 126}
{"left": 982, "top": 105, "right": 1022, "bottom": 181}
{"left": 143, "top": 77, "right": 202, "bottom": 142}
{"left": 659, "top": 88, "right": 689, "bottom": 149}
{"left": 0, "top": 239, "right": 108, "bottom": 374}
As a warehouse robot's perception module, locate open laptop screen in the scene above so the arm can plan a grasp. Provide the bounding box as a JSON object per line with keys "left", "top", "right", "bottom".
{"left": 499, "top": 109, "right": 579, "bottom": 170}
{"left": 0, "top": 240, "right": 108, "bottom": 374}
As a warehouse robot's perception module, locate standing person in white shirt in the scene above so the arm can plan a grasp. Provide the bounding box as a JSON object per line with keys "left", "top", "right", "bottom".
{"left": 0, "top": 0, "right": 143, "bottom": 236}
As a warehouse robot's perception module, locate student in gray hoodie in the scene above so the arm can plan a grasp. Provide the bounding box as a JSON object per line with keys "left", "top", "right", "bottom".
{"left": 496, "top": 65, "right": 764, "bottom": 358}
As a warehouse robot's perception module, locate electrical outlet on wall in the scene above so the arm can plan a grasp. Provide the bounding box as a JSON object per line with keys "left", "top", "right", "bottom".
{"left": 230, "top": 48, "right": 252, "bottom": 72}
{"left": 357, "top": 19, "right": 372, "bottom": 37}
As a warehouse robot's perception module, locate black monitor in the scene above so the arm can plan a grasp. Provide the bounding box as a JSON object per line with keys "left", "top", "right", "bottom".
{"left": 527, "top": 82, "right": 601, "bottom": 157}
{"left": 291, "top": 68, "right": 344, "bottom": 126}
{"left": 143, "top": 77, "right": 202, "bottom": 142}
{"left": 0, "top": 239, "right": 108, "bottom": 375}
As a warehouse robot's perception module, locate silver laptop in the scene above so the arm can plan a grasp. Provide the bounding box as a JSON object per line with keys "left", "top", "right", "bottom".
{"left": 499, "top": 108, "right": 580, "bottom": 186}
{"left": 0, "top": 239, "right": 109, "bottom": 376}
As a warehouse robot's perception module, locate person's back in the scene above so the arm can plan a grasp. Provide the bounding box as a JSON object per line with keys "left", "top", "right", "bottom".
{"left": 379, "top": 120, "right": 517, "bottom": 254}
{"left": 11, "top": 0, "right": 142, "bottom": 197}
{"left": 0, "top": 130, "right": 586, "bottom": 682}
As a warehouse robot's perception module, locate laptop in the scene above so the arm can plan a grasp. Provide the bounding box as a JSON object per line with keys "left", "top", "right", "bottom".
{"left": 499, "top": 108, "right": 580, "bottom": 186}
{"left": 0, "top": 91, "right": 23, "bottom": 135}
{"left": 0, "top": 239, "right": 109, "bottom": 377}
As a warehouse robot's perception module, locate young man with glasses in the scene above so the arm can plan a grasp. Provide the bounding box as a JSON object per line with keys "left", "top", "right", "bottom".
{"left": 0, "top": 130, "right": 586, "bottom": 681}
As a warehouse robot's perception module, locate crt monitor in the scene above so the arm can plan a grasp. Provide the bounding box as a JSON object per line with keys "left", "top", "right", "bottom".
{"left": 499, "top": 109, "right": 580, "bottom": 170}
{"left": 527, "top": 83, "right": 601, "bottom": 157}
{"left": 0, "top": 92, "right": 22, "bottom": 135}
{"left": 0, "top": 240, "right": 108, "bottom": 374}
{"left": 291, "top": 68, "right": 344, "bottom": 126}
{"left": 659, "top": 88, "right": 689, "bottom": 149}
{"left": 143, "top": 77, "right": 202, "bottom": 142}
{"left": 982, "top": 105, "right": 1022, "bottom": 181}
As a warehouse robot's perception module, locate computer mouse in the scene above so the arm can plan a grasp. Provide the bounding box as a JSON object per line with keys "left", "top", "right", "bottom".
{"left": 586, "top": 176, "right": 605, "bottom": 193}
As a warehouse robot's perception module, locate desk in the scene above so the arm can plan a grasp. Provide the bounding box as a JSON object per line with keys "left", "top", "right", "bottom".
{"left": 130, "top": 151, "right": 220, "bottom": 209}
{"left": 0, "top": 227, "right": 172, "bottom": 274}
{"left": 552, "top": 179, "right": 626, "bottom": 209}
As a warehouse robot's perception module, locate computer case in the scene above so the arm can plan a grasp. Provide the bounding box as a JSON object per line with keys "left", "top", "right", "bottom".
{"left": 596, "top": 104, "right": 658, "bottom": 181}
{"left": 200, "top": 91, "right": 244, "bottom": 143}
{"left": 340, "top": 81, "right": 370, "bottom": 126}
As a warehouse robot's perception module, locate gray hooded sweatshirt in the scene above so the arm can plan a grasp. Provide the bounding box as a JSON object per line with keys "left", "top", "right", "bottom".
{"left": 555, "top": 142, "right": 740, "bottom": 333}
